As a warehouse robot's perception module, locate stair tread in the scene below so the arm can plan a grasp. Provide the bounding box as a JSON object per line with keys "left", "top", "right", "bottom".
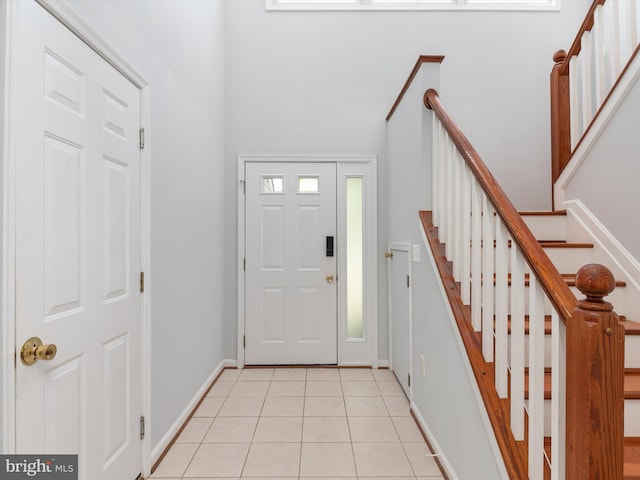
{"left": 519, "top": 210, "right": 567, "bottom": 216}
{"left": 625, "top": 438, "right": 640, "bottom": 479}
{"left": 487, "top": 272, "right": 626, "bottom": 288}
{"left": 544, "top": 438, "right": 640, "bottom": 478}
{"left": 622, "top": 318, "right": 640, "bottom": 335}
{"left": 560, "top": 273, "right": 627, "bottom": 287}
{"left": 525, "top": 371, "right": 640, "bottom": 399}
{"left": 500, "top": 315, "right": 637, "bottom": 336}
{"left": 540, "top": 241, "right": 593, "bottom": 248}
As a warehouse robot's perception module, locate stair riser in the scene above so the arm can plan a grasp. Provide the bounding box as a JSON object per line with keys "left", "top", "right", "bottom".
{"left": 539, "top": 247, "right": 594, "bottom": 274}
{"left": 529, "top": 399, "right": 640, "bottom": 437}
{"left": 521, "top": 215, "right": 567, "bottom": 240}
{"left": 509, "top": 334, "right": 640, "bottom": 369}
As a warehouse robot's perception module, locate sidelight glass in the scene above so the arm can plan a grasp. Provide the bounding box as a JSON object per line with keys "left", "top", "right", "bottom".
{"left": 346, "top": 177, "right": 364, "bottom": 338}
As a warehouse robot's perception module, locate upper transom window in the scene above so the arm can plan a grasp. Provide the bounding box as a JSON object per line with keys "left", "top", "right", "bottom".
{"left": 266, "top": 0, "right": 559, "bottom": 11}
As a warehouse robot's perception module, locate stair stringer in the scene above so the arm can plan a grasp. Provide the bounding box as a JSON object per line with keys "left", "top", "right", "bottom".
{"left": 413, "top": 218, "right": 512, "bottom": 480}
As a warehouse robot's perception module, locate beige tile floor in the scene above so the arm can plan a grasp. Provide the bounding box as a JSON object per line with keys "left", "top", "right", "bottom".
{"left": 150, "top": 367, "right": 445, "bottom": 480}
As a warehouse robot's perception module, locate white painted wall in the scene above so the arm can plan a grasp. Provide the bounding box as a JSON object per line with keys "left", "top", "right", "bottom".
{"left": 60, "top": 0, "right": 226, "bottom": 451}
{"left": 0, "top": 0, "right": 6, "bottom": 453}
{"left": 562, "top": 73, "right": 640, "bottom": 262}
{"left": 386, "top": 61, "right": 506, "bottom": 478}
{"left": 412, "top": 237, "right": 507, "bottom": 479}
{"left": 223, "top": 0, "right": 591, "bottom": 361}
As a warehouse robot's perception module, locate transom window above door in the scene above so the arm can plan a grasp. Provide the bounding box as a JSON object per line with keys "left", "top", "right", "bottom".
{"left": 266, "top": 0, "right": 559, "bottom": 11}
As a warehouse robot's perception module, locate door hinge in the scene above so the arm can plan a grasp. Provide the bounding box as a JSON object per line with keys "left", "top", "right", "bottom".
{"left": 408, "top": 373, "right": 411, "bottom": 387}
{"left": 139, "top": 128, "right": 145, "bottom": 149}
{"left": 241, "top": 179, "right": 246, "bottom": 194}
{"left": 406, "top": 275, "right": 410, "bottom": 288}
{"left": 140, "top": 272, "right": 145, "bottom": 293}
{"left": 243, "top": 335, "right": 246, "bottom": 348}
{"left": 140, "top": 416, "right": 145, "bottom": 440}
{"left": 243, "top": 258, "right": 246, "bottom": 271}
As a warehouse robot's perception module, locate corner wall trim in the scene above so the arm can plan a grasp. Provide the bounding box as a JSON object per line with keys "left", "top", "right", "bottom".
{"left": 150, "top": 360, "right": 227, "bottom": 467}
{"left": 410, "top": 402, "right": 458, "bottom": 480}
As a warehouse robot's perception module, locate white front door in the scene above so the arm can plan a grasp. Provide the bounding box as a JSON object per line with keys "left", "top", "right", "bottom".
{"left": 13, "top": 3, "right": 142, "bottom": 479}
{"left": 389, "top": 245, "right": 411, "bottom": 397}
{"left": 245, "top": 162, "right": 337, "bottom": 365}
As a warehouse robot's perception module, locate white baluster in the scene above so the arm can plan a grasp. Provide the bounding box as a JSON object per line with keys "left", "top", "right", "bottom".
{"left": 528, "top": 275, "right": 546, "bottom": 480}
{"left": 444, "top": 137, "right": 454, "bottom": 255}
{"left": 618, "top": 0, "right": 632, "bottom": 73}
{"left": 461, "top": 165, "right": 471, "bottom": 305}
{"left": 608, "top": 0, "right": 622, "bottom": 81}
{"left": 471, "top": 180, "right": 482, "bottom": 331}
{"left": 494, "top": 218, "right": 509, "bottom": 398}
{"left": 580, "top": 30, "right": 593, "bottom": 131}
{"left": 437, "top": 122, "right": 446, "bottom": 229}
{"left": 593, "top": 5, "right": 607, "bottom": 105}
{"left": 432, "top": 116, "right": 440, "bottom": 226}
{"left": 635, "top": 0, "right": 640, "bottom": 49}
{"left": 481, "top": 195, "right": 494, "bottom": 362}
{"left": 551, "top": 309, "right": 566, "bottom": 480}
{"left": 603, "top": 0, "right": 617, "bottom": 92}
{"left": 569, "top": 55, "right": 580, "bottom": 148}
{"left": 452, "top": 151, "right": 462, "bottom": 280}
{"left": 510, "top": 249, "right": 526, "bottom": 441}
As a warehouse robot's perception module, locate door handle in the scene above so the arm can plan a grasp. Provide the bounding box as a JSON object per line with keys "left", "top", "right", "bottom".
{"left": 326, "top": 274, "right": 334, "bottom": 284}
{"left": 20, "top": 337, "right": 57, "bottom": 366}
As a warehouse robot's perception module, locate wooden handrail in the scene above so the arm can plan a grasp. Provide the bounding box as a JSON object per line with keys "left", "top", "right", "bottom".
{"left": 386, "top": 55, "right": 445, "bottom": 121}
{"left": 559, "top": 0, "right": 605, "bottom": 76}
{"left": 424, "top": 88, "right": 577, "bottom": 323}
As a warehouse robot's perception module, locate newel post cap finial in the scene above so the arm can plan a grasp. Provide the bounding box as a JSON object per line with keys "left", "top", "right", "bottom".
{"left": 553, "top": 49, "right": 567, "bottom": 65}
{"left": 576, "top": 264, "right": 615, "bottom": 309}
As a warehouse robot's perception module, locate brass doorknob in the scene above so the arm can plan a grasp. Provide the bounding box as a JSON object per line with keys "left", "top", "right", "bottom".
{"left": 326, "top": 274, "right": 334, "bottom": 284}
{"left": 20, "top": 337, "right": 57, "bottom": 366}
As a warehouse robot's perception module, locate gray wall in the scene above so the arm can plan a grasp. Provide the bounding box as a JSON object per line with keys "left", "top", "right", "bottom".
{"left": 63, "top": 0, "right": 226, "bottom": 450}
{"left": 563, "top": 73, "right": 640, "bottom": 261}
{"left": 412, "top": 238, "right": 506, "bottom": 479}
{"left": 386, "top": 61, "right": 505, "bottom": 479}
{"left": 0, "top": 0, "right": 6, "bottom": 453}
{"left": 223, "top": 0, "right": 591, "bottom": 361}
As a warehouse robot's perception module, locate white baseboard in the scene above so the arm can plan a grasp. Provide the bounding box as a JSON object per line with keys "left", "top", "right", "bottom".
{"left": 150, "top": 359, "right": 227, "bottom": 465}
{"left": 563, "top": 199, "right": 640, "bottom": 291}
{"left": 410, "top": 402, "right": 459, "bottom": 480}
{"left": 377, "top": 359, "right": 390, "bottom": 368}
{"left": 223, "top": 358, "right": 238, "bottom": 368}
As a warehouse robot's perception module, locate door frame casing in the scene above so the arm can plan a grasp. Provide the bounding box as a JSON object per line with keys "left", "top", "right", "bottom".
{"left": 1, "top": 1, "right": 152, "bottom": 476}
{"left": 237, "top": 155, "right": 378, "bottom": 368}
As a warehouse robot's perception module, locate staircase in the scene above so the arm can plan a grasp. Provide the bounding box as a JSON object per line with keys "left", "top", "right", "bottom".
{"left": 421, "top": 205, "right": 640, "bottom": 479}
{"left": 520, "top": 211, "right": 640, "bottom": 477}
{"left": 383, "top": 1, "right": 640, "bottom": 476}
{"left": 420, "top": 82, "right": 639, "bottom": 478}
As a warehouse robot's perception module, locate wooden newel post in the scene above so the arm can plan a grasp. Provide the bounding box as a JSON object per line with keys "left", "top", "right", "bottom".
{"left": 550, "top": 50, "right": 571, "bottom": 189}
{"left": 566, "top": 264, "right": 624, "bottom": 479}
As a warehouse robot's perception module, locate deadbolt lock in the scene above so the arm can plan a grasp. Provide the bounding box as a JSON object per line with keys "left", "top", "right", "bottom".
{"left": 20, "top": 337, "right": 57, "bottom": 366}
